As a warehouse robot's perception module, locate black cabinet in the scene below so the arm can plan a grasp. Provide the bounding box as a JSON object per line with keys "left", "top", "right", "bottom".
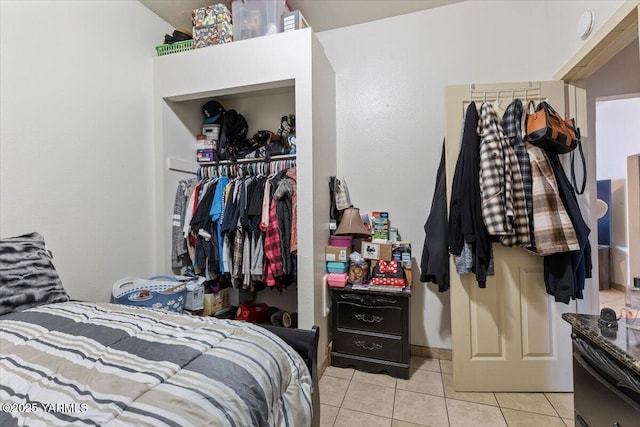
{"left": 330, "top": 286, "right": 410, "bottom": 379}
{"left": 572, "top": 332, "right": 640, "bottom": 426}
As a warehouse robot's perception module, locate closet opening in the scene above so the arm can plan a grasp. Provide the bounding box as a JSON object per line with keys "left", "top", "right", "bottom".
{"left": 164, "top": 81, "right": 300, "bottom": 321}
{"left": 595, "top": 95, "right": 640, "bottom": 314}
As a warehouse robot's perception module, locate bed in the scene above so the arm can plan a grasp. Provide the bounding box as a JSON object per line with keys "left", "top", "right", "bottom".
{"left": 0, "top": 233, "right": 319, "bottom": 427}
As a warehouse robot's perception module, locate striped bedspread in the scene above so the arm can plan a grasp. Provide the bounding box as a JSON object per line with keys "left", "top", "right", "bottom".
{"left": 0, "top": 302, "right": 312, "bottom": 426}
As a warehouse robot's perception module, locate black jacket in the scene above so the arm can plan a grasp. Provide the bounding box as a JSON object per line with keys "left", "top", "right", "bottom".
{"left": 420, "top": 142, "right": 450, "bottom": 292}
{"left": 448, "top": 103, "right": 492, "bottom": 287}
{"left": 544, "top": 154, "right": 592, "bottom": 303}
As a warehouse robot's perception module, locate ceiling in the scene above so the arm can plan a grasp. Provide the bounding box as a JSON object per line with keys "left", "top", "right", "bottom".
{"left": 139, "top": 0, "right": 465, "bottom": 34}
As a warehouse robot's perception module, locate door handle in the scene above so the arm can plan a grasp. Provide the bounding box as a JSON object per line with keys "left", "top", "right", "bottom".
{"left": 355, "top": 313, "right": 383, "bottom": 323}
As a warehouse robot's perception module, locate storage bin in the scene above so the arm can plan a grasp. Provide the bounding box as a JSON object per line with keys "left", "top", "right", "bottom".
{"left": 192, "top": 4, "right": 233, "bottom": 48}
{"left": 330, "top": 235, "right": 352, "bottom": 247}
{"left": 327, "top": 262, "right": 349, "bottom": 273}
{"left": 155, "top": 39, "right": 193, "bottom": 56}
{"left": 327, "top": 273, "right": 348, "bottom": 288}
{"left": 232, "top": 0, "right": 288, "bottom": 41}
{"left": 112, "top": 277, "right": 187, "bottom": 313}
{"left": 203, "top": 287, "right": 230, "bottom": 316}
{"left": 184, "top": 281, "right": 204, "bottom": 310}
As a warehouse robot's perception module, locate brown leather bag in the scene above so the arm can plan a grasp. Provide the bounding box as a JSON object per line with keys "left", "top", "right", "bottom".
{"left": 525, "top": 101, "right": 580, "bottom": 154}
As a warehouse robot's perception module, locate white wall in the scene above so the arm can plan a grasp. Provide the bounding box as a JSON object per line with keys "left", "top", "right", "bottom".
{"left": 0, "top": 0, "right": 627, "bottom": 348}
{"left": 317, "top": 0, "right": 625, "bottom": 349}
{"left": 0, "top": 1, "right": 172, "bottom": 302}
{"left": 596, "top": 97, "right": 640, "bottom": 181}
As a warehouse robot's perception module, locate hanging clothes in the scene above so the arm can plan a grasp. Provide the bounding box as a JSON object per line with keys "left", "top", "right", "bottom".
{"left": 478, "top": 102, "right": 530, "bottom": 247}
{"left": 273, "top": 170, "right": 294, "bottom": 275}
{"left": 171, "top": 179, "right": 194, "bottom": 269}
{"left": 448, "top": 103, "right": 493, "bottom": 288}
{"left": 174, "top": 159, "right": 297, "bottom": 290}
{"left": 190, "top": 180, "right": 218, "bottom": 272}
{"left": 286, "top": 169, "right": 298, "bottom": 254}
{"left": 420, "top": 141, "right": 450, "bottom": 292}
{"left": 526, "top": 143, "right": 579, "bottom": 255}
{"left": 544, "top": 153, "right": 592, "bottom": 303}
{"left": 263, "top": 198, "right": 284, "bottom": 286}
{"left": 209, "top": 175, "right": 229, "bottom": 273}
{"left": 502, "top": 100, "right": 535, "bottom": 248}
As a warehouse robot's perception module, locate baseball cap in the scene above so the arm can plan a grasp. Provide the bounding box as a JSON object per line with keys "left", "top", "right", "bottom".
{"left": 202, "top": 100, "right": 225, "bottom": 124}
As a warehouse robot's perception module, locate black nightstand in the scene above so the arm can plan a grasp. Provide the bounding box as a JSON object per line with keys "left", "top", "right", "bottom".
{"left": 330, "top": 285, "right": 411, "bottom": 379}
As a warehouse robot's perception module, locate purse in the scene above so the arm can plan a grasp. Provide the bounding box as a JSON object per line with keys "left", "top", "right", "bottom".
{"left": 334, "top": 178, "right": 352, "bottom": 211}
{"left": 525, "top": 101, "right": 580, "bottom": 154}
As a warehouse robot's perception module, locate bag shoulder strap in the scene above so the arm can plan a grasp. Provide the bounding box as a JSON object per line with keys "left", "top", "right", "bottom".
{"left": 570, "top": 141, "right": 586, "bottom": 195}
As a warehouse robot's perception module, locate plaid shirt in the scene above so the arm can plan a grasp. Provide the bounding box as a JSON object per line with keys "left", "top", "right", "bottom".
{"left": 502, "top": 100, "right": 535, "bottom": 247}
{"left": 478, "top": 103, "right": 530, "bottom": 247}
{"left": 526, "top": 142, "right": 579, "bottom": 255}
{"left": 263, "top": 199, "right": 283, "bottom": 286}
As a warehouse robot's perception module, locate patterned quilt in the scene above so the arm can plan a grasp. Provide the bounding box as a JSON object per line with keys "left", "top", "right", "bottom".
{"left": 0, "top": 302, "right": 312, "bottom": 426}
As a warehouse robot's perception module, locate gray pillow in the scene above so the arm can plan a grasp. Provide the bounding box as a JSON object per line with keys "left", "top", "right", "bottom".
{"left": 0, "top": 232, "right": 69, "bottom": 315}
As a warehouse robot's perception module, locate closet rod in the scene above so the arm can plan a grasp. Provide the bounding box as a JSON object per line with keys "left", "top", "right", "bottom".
{"left": 198, "top": 154, "right": 297, "bottom": 166}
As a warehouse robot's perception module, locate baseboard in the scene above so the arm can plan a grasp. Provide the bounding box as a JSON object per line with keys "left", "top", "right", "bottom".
{"left": 319, "top": 353, "right": 330, "bottom": 378}
{"left": 320, "top": 344, "right": 451, "bottom": 370}
{"left": 410, "top": 344, "right": 452, "bottom": 361}
{"left": 612, "top": 282, "right": 626, "bottom": 293}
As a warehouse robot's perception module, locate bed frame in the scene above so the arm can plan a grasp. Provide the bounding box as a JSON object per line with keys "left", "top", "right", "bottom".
{"left": 261, "top": 324, "right": 320, "bottom": 427}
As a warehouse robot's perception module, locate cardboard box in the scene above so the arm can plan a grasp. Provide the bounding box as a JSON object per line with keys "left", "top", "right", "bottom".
{"left": 197, "top": 149, "right": 215, "bottom": 162}
{"left": 282, "top": 10, "right": 309, "bottom": 32}
{"left": 361, "top": 241, "right": 392, "bottom": 261}
{"left": 392, "top": 241, "right": 412, "bottom": 269}
{"left": 325, "top": 245, "right": 351, "bottom": 262}
{"left": 202, "top": 124, "right": 220, "bottom": 141}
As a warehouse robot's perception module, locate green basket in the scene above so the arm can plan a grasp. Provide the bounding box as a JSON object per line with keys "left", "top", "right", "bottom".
{"left": 155, "top": 40, "right": 193, "bottom": 56}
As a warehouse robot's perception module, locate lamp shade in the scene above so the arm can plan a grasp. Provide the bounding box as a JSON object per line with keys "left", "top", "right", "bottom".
{"left": 334, "top": 207, "right": 370, "bottom": 237}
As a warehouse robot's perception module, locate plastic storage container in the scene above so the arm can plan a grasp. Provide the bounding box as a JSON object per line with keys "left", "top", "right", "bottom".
{"left": 330, "top": 235, "right": 352, "bottom": 248}
{"left": 327, "top": 273, "right": 348, "bottom": 288}
{"left": 232, "top": 0, "right": 288, "bottom": 41}
{"left": 626, "top": 278, "right": 640, "bottom": 330}
{"left": 327, "top": 262, "right": 349, "bottom": 273}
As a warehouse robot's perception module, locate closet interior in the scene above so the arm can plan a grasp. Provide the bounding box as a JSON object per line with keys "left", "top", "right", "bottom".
{"left": 153, "top": 28, "right": 336, "bottom": 364}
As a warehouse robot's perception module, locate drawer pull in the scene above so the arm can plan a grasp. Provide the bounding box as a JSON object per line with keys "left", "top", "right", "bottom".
{"left": 355, "top": 313, "right": 383, "bottom": 323}
{"left": 372, "top": 297, "right": 397, "bottom": 305}
{"left": 341, "top": 294, "right": 365, "bottom": 303}
{"left": 355, "top": 340, "right": 382, "bottom": 351}
{"left": 340, "top": 294, "right": 398, "bottom": 306}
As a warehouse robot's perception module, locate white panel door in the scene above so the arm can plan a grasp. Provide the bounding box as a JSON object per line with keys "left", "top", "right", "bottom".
{"left": 445, "top": 81, "right": 581, "bottom": 391}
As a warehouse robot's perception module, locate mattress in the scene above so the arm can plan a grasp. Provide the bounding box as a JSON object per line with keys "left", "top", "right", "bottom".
{"left": 0, "top": 302, "right": 312, "bottom": 426}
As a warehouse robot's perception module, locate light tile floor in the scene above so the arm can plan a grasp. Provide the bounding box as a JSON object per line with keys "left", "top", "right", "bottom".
{"left": 599, "top": 288, "right": 626, "bottom": 314}
{"left": 320, "top": 356, "right": 575, "bottom": 427}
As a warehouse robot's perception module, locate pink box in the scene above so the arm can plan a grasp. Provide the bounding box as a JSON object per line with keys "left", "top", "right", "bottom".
{"left": 327, "top": 273, "right": 348, "bottom": 288}
{"left": 330, "top": 235, "right": 352, "bottom": 247}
